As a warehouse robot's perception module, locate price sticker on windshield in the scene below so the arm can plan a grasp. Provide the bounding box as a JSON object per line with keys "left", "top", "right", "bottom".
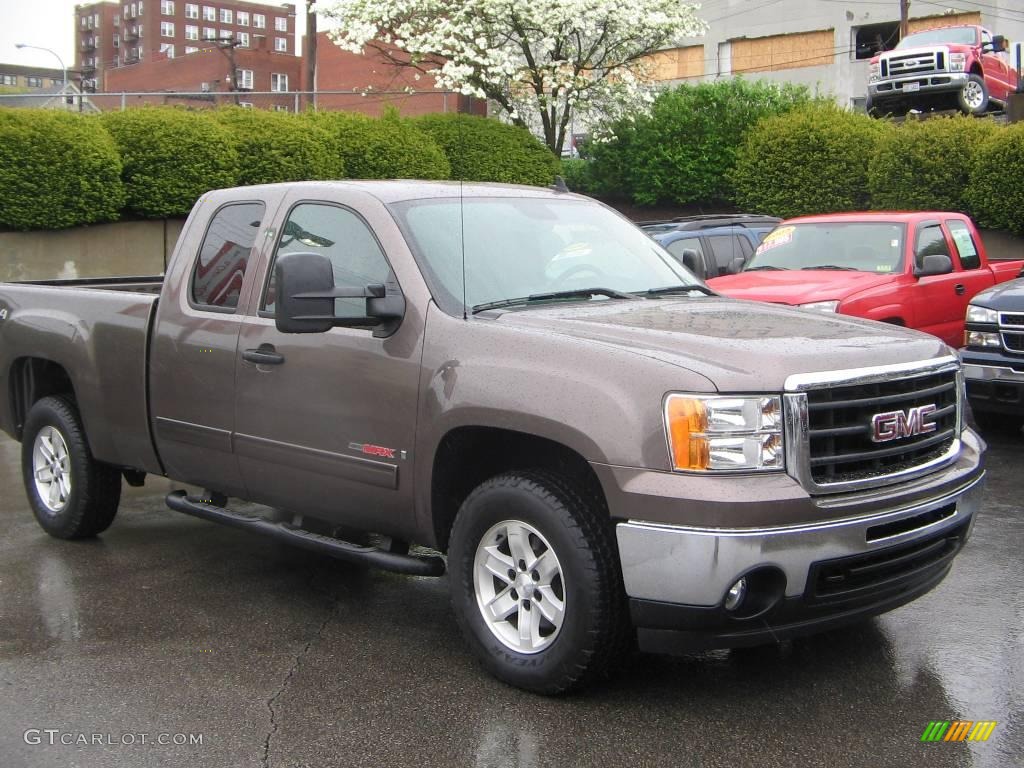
{"left": 755, "top": 226, "right": 795, "bottom": 255}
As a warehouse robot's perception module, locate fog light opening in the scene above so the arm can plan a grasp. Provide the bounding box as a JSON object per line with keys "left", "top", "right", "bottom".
{"left": 724, "top": 577, "right": 747, "bottom": 612}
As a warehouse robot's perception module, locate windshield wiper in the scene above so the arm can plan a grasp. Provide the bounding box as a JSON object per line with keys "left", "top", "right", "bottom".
{"left": 637, "top": 284, "right": 715, "bottom": 297}
{"left": 800, "top": 265, "right": 859, "bottom": 271}
{"left": 471, "top": 287, "right": 636, "bottom": 314}
{"left": 743, "top": 265, "right": 787, "bottom": 271}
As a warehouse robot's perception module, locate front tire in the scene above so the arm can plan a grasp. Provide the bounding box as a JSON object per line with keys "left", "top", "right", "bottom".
{"left": 448, "top": 471, "right": 629, "bottom": 694}
{"left": 958, "top": 74, "right": 989, "bottom": 115}
{"left": 21, "top": 395, "right": 122, "bottom": 539}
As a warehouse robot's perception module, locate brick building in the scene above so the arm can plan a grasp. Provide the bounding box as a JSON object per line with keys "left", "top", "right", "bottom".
{"left": 74, "top": 0, "right": 298, "bottom": 95}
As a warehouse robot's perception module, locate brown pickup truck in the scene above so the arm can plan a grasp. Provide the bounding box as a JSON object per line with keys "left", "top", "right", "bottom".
{"left": 0, "top": 182, "right": 985, "bottom": 694}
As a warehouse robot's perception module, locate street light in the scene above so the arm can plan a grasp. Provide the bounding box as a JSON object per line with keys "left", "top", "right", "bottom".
{"left": 15, "top": 43, "right": 67, "bottom": 89}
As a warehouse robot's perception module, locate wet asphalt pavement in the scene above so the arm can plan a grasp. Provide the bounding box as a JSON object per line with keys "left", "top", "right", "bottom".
{"left": 0, "top": 428, "right": 1021, "bottom": 768}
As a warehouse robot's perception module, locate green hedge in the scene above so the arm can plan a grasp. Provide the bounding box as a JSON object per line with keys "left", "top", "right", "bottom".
{"left": 966, "top": 124, "right": 1024, "bottom": 234}
{"left": 731, "top": 107, "right": 885, "bottom": 219}
{"left": 213, "top": 107, "right": 343, "bottom": 186}
{"left": 868, "top": 116, "right": 999, "bottom": 213}
{"left": 412, "top": 113, "right": 559, "bottom": 186}
{"left": 304, "top": 110, "right": 450, "bottom": 180}
{"left": 101, "top": 107, "right": 239, "bottom": 218}
{"left": 0, "top": 110, "right": 125, "bottom": 230}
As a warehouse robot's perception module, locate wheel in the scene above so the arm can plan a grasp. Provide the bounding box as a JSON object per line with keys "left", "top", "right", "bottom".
{"left": 958, "top": 75, "right": 989, "bottom": 115}
{"left": 970, "top": 408, "right": 1023, "bottom": 435}
{"left": 21, "top": 395, "right": 122, "bottom": 539}
{"left": 448, "top": 470, "right": 629, "bottom": 694}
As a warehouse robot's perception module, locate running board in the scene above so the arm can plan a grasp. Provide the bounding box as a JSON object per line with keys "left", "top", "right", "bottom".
{"left": 165, "top": 490, "right": 445, "bottom": 577}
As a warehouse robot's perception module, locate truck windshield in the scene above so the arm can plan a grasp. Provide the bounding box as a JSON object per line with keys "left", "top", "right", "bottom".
{"left": 390, "top": 197, "right": 701, "bottom": 315}
{"left": 744, "top": 222, "right": 906, "bottom": 273}
{"left": 895, "top": 27, "right": 977, "bottom": 48}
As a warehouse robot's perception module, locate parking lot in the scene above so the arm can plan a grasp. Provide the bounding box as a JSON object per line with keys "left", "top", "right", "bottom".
{"left": 0, "top": 424, "right": 1020, "bottom": 768}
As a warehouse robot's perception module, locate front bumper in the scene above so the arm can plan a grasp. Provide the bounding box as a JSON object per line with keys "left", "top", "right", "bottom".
{"left": 613, "top": 449, "right": 984, "bottom": 653}
{"left": 869, "top": 71, "right": 967, "bottom": 101}
{"left": 962, "top": 359, "right": 1024, "bottom": 415}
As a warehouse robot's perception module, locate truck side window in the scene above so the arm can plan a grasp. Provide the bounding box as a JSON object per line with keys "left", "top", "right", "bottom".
{"left": 914, "top": 224, "right": 950, "bottom": 270}
{"left": 946, "top": 220, "right": 981, "bottom": 269}
{"left": 263, "top": 203, "right": 394, "bottom": 321}
{"left": 191, "top": 202, "right": 265, "bottom": 310}
{"left": 665, "top": 237, "right": 705, "bottom": 264}
{"left": 707, "top": 234, "right": 752, "bottom": 274}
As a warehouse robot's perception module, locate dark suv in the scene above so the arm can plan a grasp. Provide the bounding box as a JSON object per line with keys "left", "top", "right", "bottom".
{"left": 641, "top": 214, "right": 781, "bottom": 279}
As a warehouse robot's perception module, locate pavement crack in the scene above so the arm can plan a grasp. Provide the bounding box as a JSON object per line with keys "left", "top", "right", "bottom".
{"left": 261, "top": 570, "right": 338, "bottom": 768}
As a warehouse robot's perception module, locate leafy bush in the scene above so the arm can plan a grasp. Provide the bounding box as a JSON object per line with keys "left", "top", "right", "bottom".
{"left": 101, "top": 107, "right": 238, "bottom": 218}
{"left": 560, "top": 158, "right": 598, "bottom": 195}
{"left": 731, "top": 106, "right": 885, "bottom": 219}
{"left": 966, "top": 124, "right": 1024, "bottom": 234}
{"left": 0, "top": 110, "right": 125, "bottom": 230}
{"left": 213, "top": 108, "right": 343, "bottom": 185}
{"left": 304, "top": 110, "right": 450, "bottom": 180}
{"left": 868, "top": 116, "right": 998, "bottom": 213}
{"left": 412, "top": 113, "right": 559, "bottom": 186}
{"left": 589, "top": 79, "right": 818, "bottom": 205}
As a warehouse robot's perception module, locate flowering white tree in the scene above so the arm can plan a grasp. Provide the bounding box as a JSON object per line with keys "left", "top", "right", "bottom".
{"left": 322, "top": 0, "right": 707, "bottom": 155}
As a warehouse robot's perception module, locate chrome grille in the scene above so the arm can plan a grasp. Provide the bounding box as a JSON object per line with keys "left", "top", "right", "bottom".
{"left": 885, "top": 50, "right": 941, "bottom": 76}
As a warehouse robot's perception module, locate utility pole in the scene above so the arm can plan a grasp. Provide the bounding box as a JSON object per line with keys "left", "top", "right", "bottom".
{"left": 305, "top": 0, "right": 317, "bottom": 111}
{"left": 203, "top": 36, "right": 243, "bottom": 105}
{"left": 899, "top": 0, "right": 910, "bottom": 40}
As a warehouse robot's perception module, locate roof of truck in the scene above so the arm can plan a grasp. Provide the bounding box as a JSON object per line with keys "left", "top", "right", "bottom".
{"left": 204, "top": 180, "right": 588, "bottom": 205}
{"left": 784, "top": 211, "right": 972, "bottom": 225}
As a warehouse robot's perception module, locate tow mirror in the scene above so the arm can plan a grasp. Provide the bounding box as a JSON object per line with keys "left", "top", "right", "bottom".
{"left": 679, "top": 249, "right": 706, "bottom": 281}
{"left": 916, "top": 254, "right": 953, "bottom": 277}
{"left": 274, "top": 252, "right": 405, "bottom": 338}
{"left": 728, "top": 256, "right": 746, "bottom": 274}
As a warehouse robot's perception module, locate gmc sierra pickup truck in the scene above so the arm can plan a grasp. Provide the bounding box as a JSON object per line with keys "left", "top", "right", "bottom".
{"left": 0, "top": 182, "right": 985, "bottom": 694}
{"left": 708, "top": 212, "right": 1024, "bottom": 349}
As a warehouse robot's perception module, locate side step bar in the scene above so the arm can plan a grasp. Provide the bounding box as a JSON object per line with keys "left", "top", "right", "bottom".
{"left": 166, "top": 490, "right": 445, "bottom": 577}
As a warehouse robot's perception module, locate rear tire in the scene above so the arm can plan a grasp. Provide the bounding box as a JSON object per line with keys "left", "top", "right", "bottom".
{"left": 448, "top": 470, "right": 629, "bottom": 694}
{"left": 21, "top": 395, "right": 122, "bottom": 539}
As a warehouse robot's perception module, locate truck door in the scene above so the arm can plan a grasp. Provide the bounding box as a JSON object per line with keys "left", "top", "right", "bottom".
{"left": 232, "top": 199, "right": 422, "bottom": 536}
{"left": 980, "top": 29, "right": 1015, "bottom": 101}
{"left": 945, "top": 217, "right": 993, "bottom": 312}
{"left": 149, "top": 199, "right": 269, "bottom": 496}
{"left": 909, "top": 221, "right": 964, "bottom": 347}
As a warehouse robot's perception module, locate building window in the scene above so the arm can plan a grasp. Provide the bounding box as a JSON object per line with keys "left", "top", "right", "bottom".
{"left": 185, "top": 24, "right": 198, "bottom": 40}
{"left": 237, "top": 11, "right": 248, "bottom": 26}
{"left": 274, "top": 16, "right": 287, "bottom": 32}
{"left": 0, "top": 74, "right": 16, "bottom": 86}
{"left": 275, "top": 37, "right": 288, "bottom": 52}
{"left": 271, "top": 73, "right": 288, "bottom": 91}
{"left": 253, "top": 13, "right": 265, "bottom": 28}
{"left": 202, "top": 6, "right": 214, "bottom": 21}
{"left": 94, "top": 12, "right": 100, "bottom": 26}
{"left": 853, "top": 21, "right": 900, "bottom": 60}
{"left": 185, "top": 3, "right": 198, "bottom": 18}
{"left": 161, "top": 0, "right": 174, "bottom": 15}
{"left": 219, "top": 29, "right": 231, "bottom": 42}
{"left": 273, "top": 104, "right": 289, "bottom": 112}
{"left": 161, "top": 21, "right": 174, "bottom": 37}
{"left": 130, "top": 3, "right": 136, "bottom": 18}
{"left": 185, "top": 45, "right": 198, "bottom": 54}
{"left": 235, "top": 68, "right": 253, "bottom": 89}
{"left": 160, "top": 43, "right": 175, "bottom": 58}
{"left": 114, "top": 35, "right": 120, "bottom": 47}
{"left": 26, "top": 76, "right": 42, "bottom": 87}
{"left": 51, "top": 78, "right": 62, "bottom": 86}
{"left": 203, "top": 26, "right": 215, "bottom": 40}
{"left": 220, "top": 8, "right": 232, "bottom": 23}
{"left": 239, "top": 102, "right": 253, "bottom": 108}
{"left": 237, "top": 31, "right": 249, "bottom": 47}
{"left": 114, "top": 13, "right": 120, "bottom": 25}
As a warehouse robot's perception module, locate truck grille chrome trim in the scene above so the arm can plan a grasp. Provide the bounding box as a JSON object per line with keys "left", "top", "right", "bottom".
{"left": 784, "top": 357, "right": 962, "bottom": 494}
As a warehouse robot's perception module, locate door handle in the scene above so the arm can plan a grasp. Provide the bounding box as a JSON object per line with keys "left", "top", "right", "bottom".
{"left": 243, "top": 345, "right": 285, "bottom": 366}
{"left": 954, "top": 284, "right": 966, "bottom": 295}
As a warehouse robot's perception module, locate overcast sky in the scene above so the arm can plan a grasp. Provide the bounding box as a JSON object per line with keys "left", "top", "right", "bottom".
{"left": 0, "top": 0, "right": 310, "bottom": 72}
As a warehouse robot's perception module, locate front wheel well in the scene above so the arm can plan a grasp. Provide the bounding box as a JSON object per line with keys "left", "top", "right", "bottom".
{"left": 9, "top": 357, "right": 76, "bottom": 441}
{"left": 430, "top": 427, "right": 608, "bottom": 553}
{"left": 881, "top": 317, "right": 905, "bottom": 326}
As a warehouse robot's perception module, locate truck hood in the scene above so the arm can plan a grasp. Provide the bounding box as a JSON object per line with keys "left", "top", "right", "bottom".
{"left": 707, "top": 270, "right": 895, "bottom": 305}
{"left": 971, "top": 277, "right": 1024, "bottom": 310}
{"left": 491, "top": 297, "right": 950, "bottom": 392}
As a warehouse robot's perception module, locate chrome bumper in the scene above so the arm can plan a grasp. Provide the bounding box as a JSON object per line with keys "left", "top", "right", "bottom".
{"left": 869, "top": 71, "right": 967, "bottom": 98}
{"left": 615, "top": 471, "right": 984, "bottom": 606}
{"left": 963, "top": 363, "right": 1024, "bottom": 384}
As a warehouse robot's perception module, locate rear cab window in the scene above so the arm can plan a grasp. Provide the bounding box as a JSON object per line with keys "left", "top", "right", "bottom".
{"left": 946, "top": 219, "right": 981, "bottom": 270}
{"left": 190, "top": 202, "right": 265, "bottom": 312}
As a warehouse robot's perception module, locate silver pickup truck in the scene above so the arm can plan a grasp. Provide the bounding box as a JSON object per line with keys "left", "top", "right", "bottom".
{"left": 0, "top": 181, "right": 985, "bottom": 694}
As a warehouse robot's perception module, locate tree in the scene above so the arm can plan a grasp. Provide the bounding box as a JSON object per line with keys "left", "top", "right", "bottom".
{"left": 322, "top": 0, "right": 706, "bottom": 155}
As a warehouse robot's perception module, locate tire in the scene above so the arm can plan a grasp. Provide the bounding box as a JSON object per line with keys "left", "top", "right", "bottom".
{"left": 448, "top": 470, "right": 629, "bottom": 694}
{"left": 958, "top": 75, "right": 989, "bottom": 115}
{"left": 970, "top": 408, "right": 1024, "bottom": 436}
{"left": 21, "top": 395, "right": 122, "bottom": 539}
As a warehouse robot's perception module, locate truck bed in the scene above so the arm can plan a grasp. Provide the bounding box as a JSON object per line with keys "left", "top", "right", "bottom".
{"left": 0, "top": 280, "right": 163, "bottom": 474}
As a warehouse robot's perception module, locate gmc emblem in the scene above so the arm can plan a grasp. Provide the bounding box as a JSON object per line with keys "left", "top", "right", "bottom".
{"left": 870, "top": 404, "right": 938, "bottom": 443}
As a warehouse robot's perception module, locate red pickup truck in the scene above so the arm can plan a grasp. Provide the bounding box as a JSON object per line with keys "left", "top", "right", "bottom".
{"left": 866, "top": 24, "right": 1020, "bottom": 116}
{"left": 707, "top": 212, "right": 1024, "bottom": 348}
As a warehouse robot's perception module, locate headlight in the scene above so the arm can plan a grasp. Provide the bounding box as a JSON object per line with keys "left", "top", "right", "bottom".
{"left": 665, "top": 395, "right": 784, "bottom": 472}
{"left": 949, "top": 53, "right": 967, "bottom": 72}
{"left": 799, "top": 300, "right": 840, "bottom": 313}
{"left": 966, "top": 304, "right": 997, "bottom": 324}
{"left": 965, "top": 330, "right": 1001, "bottom": 348}
{"left": 869, "top": 63, "right": 881, "bottom": 82}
